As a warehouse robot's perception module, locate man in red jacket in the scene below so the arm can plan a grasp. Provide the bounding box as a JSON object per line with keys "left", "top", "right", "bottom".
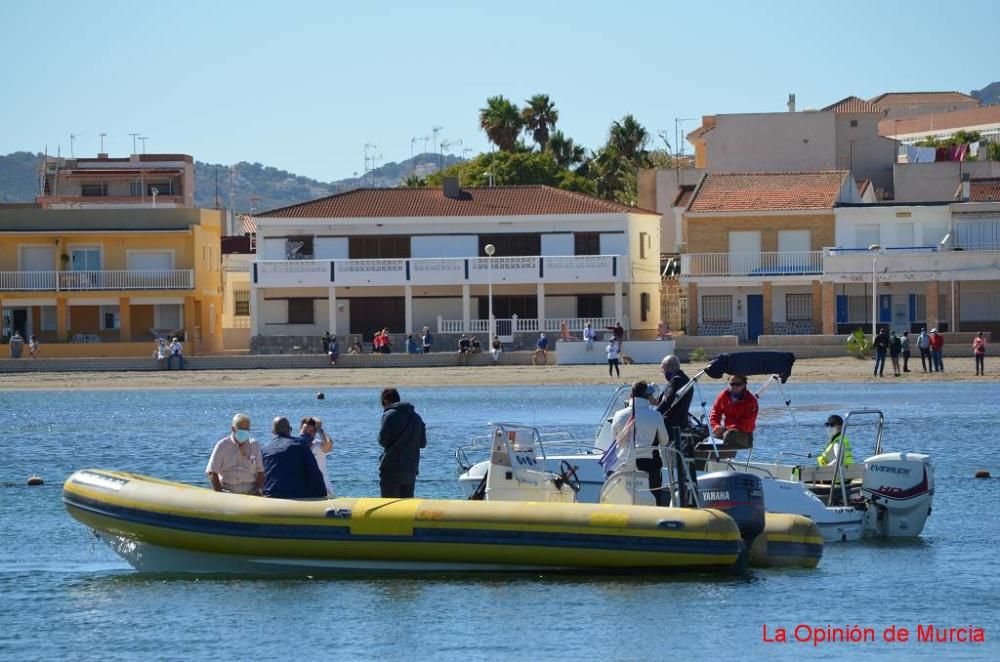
{"left": 709, "top": 375, "right": 759, "bottom": 449}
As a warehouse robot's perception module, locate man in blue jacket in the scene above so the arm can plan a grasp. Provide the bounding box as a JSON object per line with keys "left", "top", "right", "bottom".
{"left": 262, "top": 417, "right": 327, "bottom": 499}
{"left": 378, "top": 388, "right": 427, "bottom": 498}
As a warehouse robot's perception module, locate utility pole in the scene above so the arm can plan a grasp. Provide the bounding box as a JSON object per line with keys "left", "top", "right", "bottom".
{"left": 129, "top": 133, "right": 140, "bottom": 155}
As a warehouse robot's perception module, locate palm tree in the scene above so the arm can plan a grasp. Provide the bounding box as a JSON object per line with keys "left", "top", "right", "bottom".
{"left": 479, "top": 96, "right": 524, "bottom": 152}
{"left": 546, "top": 130, "right": 586, "bottom": 168}
{"left": 521, "top": 94, "right": 559, "bottom": 151}
{"left": 608, "top": 114, "right": 650, "bottom": 162}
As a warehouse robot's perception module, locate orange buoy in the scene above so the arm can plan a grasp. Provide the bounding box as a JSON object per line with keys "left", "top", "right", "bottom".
{"left": 974, "top": 470, "right": 991, "bottom": 479}
{"left": 26, "top": 475, "right": 44, "bottom": 486}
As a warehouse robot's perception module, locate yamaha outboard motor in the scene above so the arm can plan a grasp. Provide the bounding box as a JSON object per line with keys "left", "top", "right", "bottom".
{"left": 697, "top": 471, "right": 766, "bottom": 552}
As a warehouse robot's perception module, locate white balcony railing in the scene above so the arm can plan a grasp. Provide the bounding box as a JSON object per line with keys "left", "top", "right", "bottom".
{"left": 681, "top": 251, "right": 823, "bottom": 277}
{"left": 0, "top": 270, "right": 194, "bottom": 291}
{"left": 254, "top": 255, "right": 623, "bottom": 288}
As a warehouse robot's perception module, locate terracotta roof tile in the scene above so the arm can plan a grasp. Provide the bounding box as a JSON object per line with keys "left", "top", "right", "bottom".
{"left": 855, "top": 179, "right": 872, "bottom": 196}
{"left": 868, "top": 91, "right": 979, "bottom": 106}
{"left": 673, "top": 184, "right": 695, "bottom": 208}
{"left": 960, "top": 178, "right": 1000, "bottom": 202}
{"left": 687, "top": 171, "right": 847, "bottom": 213}
{"left": 822, "top": 96, "right": 883, "bottom": 114}
{"left": 256, "top": 185, "right": 652, "bottom": 219}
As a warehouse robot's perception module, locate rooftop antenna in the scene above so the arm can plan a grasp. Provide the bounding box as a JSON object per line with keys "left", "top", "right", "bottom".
{"left": 228, "top": 165, "right": 236, "bottom": 214}
{"left": 422, "top": 135, "right": 431, "bottom": 155}
{"left": 128, "top": 133, "right": 140, "bottom": 155}
{"left": 674, "top": 118, "right": 695, "bottom": 164}
{"left": 432, "top": 125, "right": 443, "bottom": 157}
{"left": 138, "top": 136, "right": 149, "bottom": 154}
{"left": 99, "top": 132, "right": 107, "bottom": 154}
{"left": 410, "top": 137, "right": 419, "bottom": 176}
{"left": 364, "top": 143, "right": 377, "bottom": 186}
{"left": 70, "top": 132, "right": 86, "bottom": 158}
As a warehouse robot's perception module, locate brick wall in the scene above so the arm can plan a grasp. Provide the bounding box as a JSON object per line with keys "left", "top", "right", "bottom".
{"left": 686, "top": 213, "right": 835, "bottom": 253}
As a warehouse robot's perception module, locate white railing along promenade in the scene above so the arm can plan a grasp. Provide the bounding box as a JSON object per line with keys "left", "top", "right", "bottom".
{"left": 438, "top": 316, "right": 622, "bottom": 336}
{"left": 254, "top": 254, "right": 622, "bottom": 287}
{"left": 681, "top": 251, "right": 823, "bottom": 277}
{"left": 0, "top": 270, "right": 194, "bottom": 291}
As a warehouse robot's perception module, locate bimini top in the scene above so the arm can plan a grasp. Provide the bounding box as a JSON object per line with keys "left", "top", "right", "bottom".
{"left": 704, "top": 352, "right": 795, "bottom": 383}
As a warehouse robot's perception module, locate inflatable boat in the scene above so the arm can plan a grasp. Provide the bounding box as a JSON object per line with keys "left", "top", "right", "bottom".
{"left": 63, "top": 469, "right": 745, "bottom": 575}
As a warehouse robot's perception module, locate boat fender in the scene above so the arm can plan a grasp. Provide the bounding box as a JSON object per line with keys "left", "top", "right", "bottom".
{"left": 974, "top": 470, "right": 991, "bottom": 479}
{"left": 26, "top": 475, "right": 44, "bottom": 486}
{"left": 324, "top": 508, "right": 352, "bottom": 519}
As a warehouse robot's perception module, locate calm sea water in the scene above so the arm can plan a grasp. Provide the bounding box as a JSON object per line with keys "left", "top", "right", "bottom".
{"left": 1, "top": 381, "right": 998, "bottom": 661}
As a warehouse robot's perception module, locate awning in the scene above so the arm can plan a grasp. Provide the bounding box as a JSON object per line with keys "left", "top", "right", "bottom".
{"left": 703, "top": 351, "right": 795, "bottom": 383}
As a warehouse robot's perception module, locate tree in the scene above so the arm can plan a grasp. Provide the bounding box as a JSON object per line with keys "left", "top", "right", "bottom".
{"left": 426, "top": 151, "right": 596, "bottom": 195}
{"left": 608, "top": 114, "right": 650, "bottom": 162}
{"left": 401, "top": 174, "right": 427, "bottom": 187}
{"left": 546, "top": 130, "right": 586, "bottom": 169}
{"left": 587, "top": 146, "right": 637, "bottom": 205}
{"left": 521, "top": 94, "right": 559, "bottom": 151}
{"left": 479, "top": 96, "right": 524, "bottom": 151}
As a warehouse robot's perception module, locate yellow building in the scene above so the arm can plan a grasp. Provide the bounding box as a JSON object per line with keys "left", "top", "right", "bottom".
{"left": 0, "top": 207, "right": 223, "bottom": 357}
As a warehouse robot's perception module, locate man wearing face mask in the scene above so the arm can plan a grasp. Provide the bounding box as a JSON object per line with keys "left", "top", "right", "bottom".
{"left": 206, "top": 413, "right": 265, "bottom": 495}
{"left": 656, "top": 355, "right": 695, "bottom": 505}
{"left": 817, "top": 414, "right": 853, "bottom": 468}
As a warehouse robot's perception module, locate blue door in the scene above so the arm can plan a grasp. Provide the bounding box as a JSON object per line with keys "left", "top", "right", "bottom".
{"left": 747, "top": 294, "right": 764, "bottom": 341}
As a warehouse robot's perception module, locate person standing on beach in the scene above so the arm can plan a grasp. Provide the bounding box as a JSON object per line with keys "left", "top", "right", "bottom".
{"left": 607, "top": 339, "right": 621, "bottom": 378}
{"left": 490, "top": 336, "right": 503, "bottom": 363}
{"left": 377, "top": 388, "right": 427, "bottom": 498}
{"left": 889, "top": 331, "right": 902, "bottom": 377}
{"left": 930, "top": 329, "right": 945, "bottom": 372}
{"left": 28, "top": 335, "right": 39, "bottom": 358}
{"left": 917, "top": 328, "right": 931, "bottom": 372}
{"left": 901, "top": 331, "right": 911, "bottom": 373}
{"left": 207, "top": 413, "right": 264, "bottom": 495}
{"left": 421, "top": 327, "right": 433, "bottom": 353}
{"left": 583, "top": 323, "right": 596, "bottom": 351}
{"left": 168, "top": 337, "right": 185, "bottom": 370}
{"left": 872, "top": 328, "right": 890, "bottom": 377}
{"left": 327, "top": 336, "right": 339, "bottom": 365}
{"left": 973, "top": 332, "right": 987, "bottom": 376}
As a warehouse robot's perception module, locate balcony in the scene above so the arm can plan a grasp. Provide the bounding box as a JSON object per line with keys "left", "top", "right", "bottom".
{"left": 0, "top": 270, "right": 194, "bottom": 291}
{"left": 681, "top": 251, "right": 824, "bottom": 279}
{"left": 253, "top": 255, "right": 624, "bottom": 288}
{"left": 37, "top": 195, "right": 185, "bottom": 208}
{"left": 823, "top": 247, "right": 1000, "bottom": 283}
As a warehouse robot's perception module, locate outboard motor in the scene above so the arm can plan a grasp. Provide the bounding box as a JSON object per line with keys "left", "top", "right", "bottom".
{"left": 861, "top": 452, "right": 934, "bottom": 537}
{"left": 697, "top": 471, "right": 766, "bottom": 551}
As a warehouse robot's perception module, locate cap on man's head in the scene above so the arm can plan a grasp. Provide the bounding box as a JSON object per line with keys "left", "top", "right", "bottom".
{"left": 930, "top": 328, "right": 938, "bottom": 333}
{"left": 825, "top": 414, "right": 844, "bottom": 427}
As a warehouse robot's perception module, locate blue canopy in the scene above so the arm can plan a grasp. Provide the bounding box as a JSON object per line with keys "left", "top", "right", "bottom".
{"left": 703, "top": 351, "right": 795, "bottom": 383}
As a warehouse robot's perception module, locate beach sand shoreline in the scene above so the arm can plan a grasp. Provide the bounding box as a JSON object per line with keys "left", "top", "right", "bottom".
{"left": 1, "top": 357, "right": 996, "bottom": 391}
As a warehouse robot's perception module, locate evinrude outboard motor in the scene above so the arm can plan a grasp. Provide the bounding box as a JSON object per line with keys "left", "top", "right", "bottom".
{"left": 697, "top": 471, "right": 766, "bottom": 552}
{"left": 861, "top": 452, "right": 934, "bottom": 537}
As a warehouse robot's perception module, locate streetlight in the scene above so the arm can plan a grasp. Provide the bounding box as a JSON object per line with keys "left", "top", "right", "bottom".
{"left": 485, "top": 243, "right": 496, "bottom": 342}
{"left": 869, "top": 243, "right": 882, "bottom": 337}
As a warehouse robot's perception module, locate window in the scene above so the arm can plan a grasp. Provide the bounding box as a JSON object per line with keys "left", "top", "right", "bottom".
{"left": 574, "top": 233, "right": 600, "bottom": 256}
{"left": 577, "top": 294, "right": 603, "bottom": 318}
{"left": 640, "top": 292, "right": 651, "bottom": 322}
{"left": 912, "top": 294, "right": 926, "bottom": 321}
{"left": 70, "top": 248, "right": 101, "bottom": 271}
{"left": 147, "top": 182, "right": 173, "bottom": 196}
{"left": 40, "top": 306, "right": 57, "bottom": 331}
{"left": 478, "top": 295, "right": 537, "bottom": 319}
{"left": 855, "top": 225, "right": 880, "bottom": 249}
{"left": 81, "top": 183, "right": 108, "bottom": 197}
{"left": 129, "top": 181, "right": 143, "bottom": 197}
{"left": 639, "top": 232, "right": 648, "bottom": 259}
{"left": 702, "top": 295, "right": 732, "bottom": 323}
{"left": 233, "top": 289, "right": 250, "bottom": 317}
{"left": 155, "top": 304, "right": 182, "bottom": 330}
{"left": 100, "top": 305, "right": 120, "bottom": 330}
{"left": 285, "top": 236, "right": 314, "bottom": 260}
{"left": 847, "top": 295, "right": 869, "bottom": 322}
{"left": 478, "top": 234, "right": 541, "bottom": 257}
{"left": 786, "top": 293, "right": 813, "bottom": 321}
{"left": 348, "top": 235, "right": 411, "bottom": 259}
{"left": 850, "top": 119, "right": 858, "bottom": 128}
{"left": 287, "top": 298, "right": 314, "bottom": 325}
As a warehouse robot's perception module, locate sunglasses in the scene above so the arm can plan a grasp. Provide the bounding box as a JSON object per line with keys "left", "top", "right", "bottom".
{"left": 729, "top": 381, "right": 746, "bottom": 387}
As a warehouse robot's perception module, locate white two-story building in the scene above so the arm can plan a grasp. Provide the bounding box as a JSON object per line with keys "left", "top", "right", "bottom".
{"left": 249, "top": 180, "right": 662, "bottom": 347}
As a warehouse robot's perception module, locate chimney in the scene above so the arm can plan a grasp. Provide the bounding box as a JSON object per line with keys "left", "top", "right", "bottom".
{"left": 961, "top": 173, "right": 971, "bottom": 202}
{"left": 97, "top": 153, "right": 109, "bottom": 160}
{"left": 442, "top": 176, "right": 461, "bottom": 199}
{"left": 787, "top": 93, "right": 796, "bottom": 113}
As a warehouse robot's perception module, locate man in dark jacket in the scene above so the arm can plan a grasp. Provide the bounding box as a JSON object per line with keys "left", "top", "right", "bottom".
{"left": 656, "top": 354, "right": 694, "bottom": 505}
{"left": 262, "top": 417, "right": 327, "bottom": 499}
{"left": 378, "top": 388, "right": 427, "bottom": 498}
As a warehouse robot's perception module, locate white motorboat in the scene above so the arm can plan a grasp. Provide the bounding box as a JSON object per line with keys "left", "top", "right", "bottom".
{"left": 457, "top": 352, "right": 934, "bottom": 543}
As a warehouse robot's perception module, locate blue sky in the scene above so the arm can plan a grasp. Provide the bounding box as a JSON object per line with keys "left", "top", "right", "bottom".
{"left": 1, "top": 0, "right": 996, "bottom": 182}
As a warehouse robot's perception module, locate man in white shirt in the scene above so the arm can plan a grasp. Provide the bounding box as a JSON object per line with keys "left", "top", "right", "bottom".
{"left": 610, "top": 381, "right": 671, "bottom": 505}
{"left": 206, "top": 413, "right": 264, "bottom": 495}
{"left": 168, "top": 337, "right": 185, "bottom": 370}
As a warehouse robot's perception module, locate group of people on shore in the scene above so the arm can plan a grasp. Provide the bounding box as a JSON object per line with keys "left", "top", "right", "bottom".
{"left": 871, "top": 327, "right": 987, "bottom": 377}
{"left": 153, "top": 337, "right": 185, "bottom": 369}
{"left": 7, "top": 331, "right": 39, "bottom": 358}
{"left": 205, "top": 388, "right": 427, "bottom": 499}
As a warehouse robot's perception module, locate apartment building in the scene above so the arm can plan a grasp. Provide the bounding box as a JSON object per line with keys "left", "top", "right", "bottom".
{"left": 0, "top": 207, "right": 223, "bottom": 356}
{"left": 37, "top": 153, "right": 196, "bottom": 209}
{"left": 249, "top": 181, "right": 662, "bottom": 347}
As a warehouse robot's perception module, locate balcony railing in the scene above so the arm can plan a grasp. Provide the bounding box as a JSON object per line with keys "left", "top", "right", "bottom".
{"left": 681, "top": 251, "right": 823, "bottom": 277}
{"left": 0, "top": 270, "right": 194, "bottom": 291}
{"left": 253, "top": 255, "right": 623, "bottom": 287}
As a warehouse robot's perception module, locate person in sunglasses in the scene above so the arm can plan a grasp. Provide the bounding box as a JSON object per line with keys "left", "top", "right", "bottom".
{"left": 708, "top": 375, "right": 758, "bottom": 449}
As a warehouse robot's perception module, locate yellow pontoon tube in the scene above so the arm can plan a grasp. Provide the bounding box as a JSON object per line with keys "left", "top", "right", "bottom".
{"left": 64, "top": 470, "right": 744, "bottom": 575}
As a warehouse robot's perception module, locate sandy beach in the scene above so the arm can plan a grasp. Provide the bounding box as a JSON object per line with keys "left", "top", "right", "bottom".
{"left": 1, "top": 356, "right": 996, "bottom": 391}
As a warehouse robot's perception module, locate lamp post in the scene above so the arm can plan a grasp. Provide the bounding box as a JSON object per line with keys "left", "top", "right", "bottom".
{"left": 485, "top": 243, "right": 496, "bottom": 342}
{"left": 869, "top": 243, "right": 882, "bottom": 337}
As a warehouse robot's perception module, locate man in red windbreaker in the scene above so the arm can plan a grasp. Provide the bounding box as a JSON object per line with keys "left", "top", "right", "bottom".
{"left": 709, "top": 375, "right": 759, "bottom": 449}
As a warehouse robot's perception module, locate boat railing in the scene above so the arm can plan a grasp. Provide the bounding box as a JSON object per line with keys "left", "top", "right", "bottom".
{"left": 454, "top": 425, "right": 597, "bottom": 473}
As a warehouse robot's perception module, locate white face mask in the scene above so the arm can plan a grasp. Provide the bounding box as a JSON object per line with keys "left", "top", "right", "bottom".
{"left": 233, "top": 429, "right": 251, "bottom": 443}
